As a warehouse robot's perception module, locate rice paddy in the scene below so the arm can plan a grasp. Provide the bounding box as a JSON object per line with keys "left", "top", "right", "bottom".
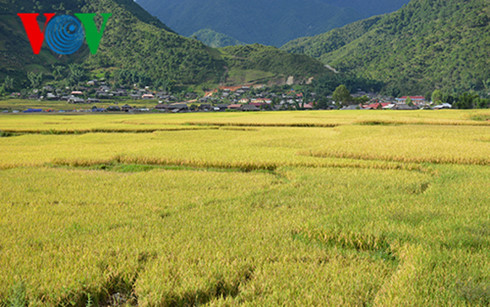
{"left": 0, "top": 110, "right": 488, "bottom": 306}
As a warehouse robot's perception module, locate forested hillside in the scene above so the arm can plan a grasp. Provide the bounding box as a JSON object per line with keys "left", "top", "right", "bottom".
{"left": 222, "top": 44, "right": 328, "bottom": 78}
{"left": 0, "top": 0, "right": 224, "bottom": 85}
{"left": 191, "top": 29, "right": 244, "bottom": 48}
{"left": 282, "top": 16, "right": 382, "bottom": 58}
{"left": 283, "top": 0, "right": 490, "bottom": 94}
{"left": 0, "top": 0, "right": 327, "bottom": 89}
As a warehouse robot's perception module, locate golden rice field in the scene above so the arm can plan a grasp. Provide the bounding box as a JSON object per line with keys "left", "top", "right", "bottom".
{"left": 0, "top": 110, "right": 489, "bottom": 306}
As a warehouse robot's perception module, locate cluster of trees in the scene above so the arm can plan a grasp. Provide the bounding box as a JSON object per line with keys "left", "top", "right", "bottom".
{"left": 428, "top": 90, "right": 489, "bottom": 109}
{"left": 0, "top": 64, "right": 178, "bottom": 94}
{"left": 311, "top": 72, "right": 383, "bottom": 107}
{"left": 313, "top": 72, "right": 384, "bottom": 95}
{"left": 329, "top": 85, "right": 370, "bottom": 107}
{"left": 423, "top": 89, "right": 488, "bottom": 109}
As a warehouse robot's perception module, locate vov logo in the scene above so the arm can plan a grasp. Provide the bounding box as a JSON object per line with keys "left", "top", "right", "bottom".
{"left": 18, "top": 13, "right": 112, "bottom": 55}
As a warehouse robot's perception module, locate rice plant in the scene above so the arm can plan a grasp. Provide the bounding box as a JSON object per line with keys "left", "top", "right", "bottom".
{"left": 0, "top": 111, "right": 488, "bottom": 305}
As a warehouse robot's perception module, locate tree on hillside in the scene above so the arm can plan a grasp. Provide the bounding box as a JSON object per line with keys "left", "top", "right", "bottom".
{"left": 3, "top": 76, "right": 14, "bottom": 91}
{"left": 155, "top": 78, "right": 173, "bottom": 92}
{"left": 454, "top": 93, "right": 490, "bottom": 109}
{"left": 406, "top": 96, "right": 413, "bottom": 106}
{"left": 354, "top": 95, "right": 370, "bottom": 104}
{"left": 51, "top": 65, "right": 64, "bottom": 81}
{"left": 27, "top": 72, "right": 43, "bottom": 89}
{"left": 476, "top": 97, "right": 489, "bottom": 109}
{"left": 432, "top": 90, "right": 443, "bottom": 104}
{"left": 483, "top": 79, "right": 490, "bottom": 93}
{"left": 68, "top": 64, "right": 86, "bottom": 86}
{"left": 454, "top": 92, "right": 478, "bottom": 109}
{"left": 332, "top": 85, "right": 352, "bottom": 107}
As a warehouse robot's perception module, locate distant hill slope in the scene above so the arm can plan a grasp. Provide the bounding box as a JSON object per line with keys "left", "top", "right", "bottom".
{"left": 0, "top": 0, "right": 224, "bottom": 85}
{"left": 220, "top": 44, "right": 328, "bottom": 84}
{"left": 283, "top": 0, "right": 490, "bottom": 94}
{"left": 0, "top": 0, "right": 327, "bottom": 87}
{"left": 282, "top": 16, "right": 382, "bottom": 58}
{"left": 135, "top": 0, "right": 409, "bottom": 47}
{"left": 191, "top": 29, "right": 244, "bottom": 48}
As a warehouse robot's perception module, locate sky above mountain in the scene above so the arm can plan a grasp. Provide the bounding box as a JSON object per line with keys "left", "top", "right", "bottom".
{"left": 135, "top": 0, "right": 409, "bottom": 46}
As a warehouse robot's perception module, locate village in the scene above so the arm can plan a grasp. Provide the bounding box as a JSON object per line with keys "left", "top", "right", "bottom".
{"left": 3, "top": 81, "right": 453, "bottom": 114}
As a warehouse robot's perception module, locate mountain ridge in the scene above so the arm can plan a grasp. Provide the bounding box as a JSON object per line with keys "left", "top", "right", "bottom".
{"left": 0, "top": 0, "right": 328, "bottom": 88}
{"left": 191, "top": 29, "right": 245, "bottom": 48}
{"left": 282, "top": 0, "right": 490, "bottom": 94}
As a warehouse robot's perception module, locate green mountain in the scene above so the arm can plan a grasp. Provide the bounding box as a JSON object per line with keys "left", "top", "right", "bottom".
{"left": 282, "top": 16, "right": 382, "bottom": 59}
{"left": 0, "top": 0, "right": 224, "bottom": 86}
{"left": 191, "top": 29, "right": 244, "bottom": 48}
{"left": 283, "top": 0, "right": 490, "bottom": 94}
{"left": 0, "top": 0, "right": 327, "bottom": 88}
{"left": 220, "top": 44, "right": 329, "bottom": 84}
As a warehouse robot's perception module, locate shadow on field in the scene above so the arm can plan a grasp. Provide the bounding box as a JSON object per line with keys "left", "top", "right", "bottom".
{"left": 291, "top": 228, "right": 398, "bottom": 263}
